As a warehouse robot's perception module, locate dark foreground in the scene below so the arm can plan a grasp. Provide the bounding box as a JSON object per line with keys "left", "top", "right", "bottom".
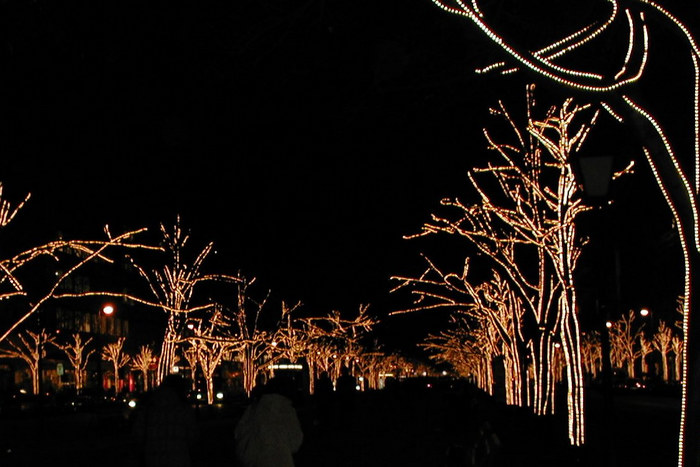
{"left": 0, "top": 380, "right": 680, "bottom": 467}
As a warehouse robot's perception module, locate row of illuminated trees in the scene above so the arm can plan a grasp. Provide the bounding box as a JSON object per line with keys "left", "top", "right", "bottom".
{"left": 0, "top": 190, "right": 431, "bottom": 402}
{"left": 390, "top": 87, "right": 675, "bottom": 447}
{"left": 584, "top": 308, "right": 684, "bottom": 383}
{"left": 0, "top": 305, "right": 427, "bottom": 405}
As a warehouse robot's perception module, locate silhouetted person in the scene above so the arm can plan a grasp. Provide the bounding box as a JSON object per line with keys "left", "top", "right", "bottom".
{"left": 315, "top": 371, "right": 334, "bottom": 398}
{"left": 334, "top": 366, "right": 357, "bottom": 430}
{"left": 335, "top": 366, "right": 356, "bottom": 399}
{"left": 313, "top": 371, "right": 334, "bottom": 428}
{"left": 235, "top": 375, "right": 303, "bottom": 467}
{"left": 132, "top": 374, "right": 198, "bottom": 467}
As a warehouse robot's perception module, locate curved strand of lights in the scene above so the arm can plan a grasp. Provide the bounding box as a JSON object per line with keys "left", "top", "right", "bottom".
{"left": 623, "top": 96, "right": 700, "bottom": 252}
{"left": 643, "top": 147, "right": 692, "bottom": 467}
{"left": 615, "top": 9, "right": 637, "bottom": 80}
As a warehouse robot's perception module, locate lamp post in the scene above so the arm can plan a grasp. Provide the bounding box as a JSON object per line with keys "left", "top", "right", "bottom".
{"left": 99, "top": 303, "right": 114, "bottom": 393}
{"left": 576, "top": 154, "right": 616, "bottom": 466}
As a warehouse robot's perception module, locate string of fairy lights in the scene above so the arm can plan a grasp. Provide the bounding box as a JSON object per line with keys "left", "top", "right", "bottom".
{"left": 427, "top": 0, "right": 698, "bottom": 462}
{"left": 393, "top": 89, "right": 598, "bottom": 445}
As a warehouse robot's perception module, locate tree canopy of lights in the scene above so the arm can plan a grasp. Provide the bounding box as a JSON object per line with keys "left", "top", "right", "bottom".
{"left": 0, "top": 183, "right": 153, "bottom": 343}
{"left": 426, "top": 1, "right": 699, "bottom": 462}
{"left": 53, "top": 333, "right": 96, "bottom": 393}
{"left": 61, "top": 217, "right": 241, "bottom": 385}
{"left": 101, "top": 337, "right": 130, "bottom": 395}
{"left": 393, "top": 88, "right": 607, "bottom": 445}
{"left": 131, "top": 345, "right": 154, "bottom": 392}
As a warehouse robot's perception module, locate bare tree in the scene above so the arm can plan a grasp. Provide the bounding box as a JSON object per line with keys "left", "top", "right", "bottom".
{"left": 131, "top": 345, "right": 154, "bottom": 392}
{"left": 101, "top": 337, "right": 130, "bottom": 395}
{"left": 639, "top": 334, "right": 655, "bottom": 376}
{"left": 394, "top": 261, "right": 527, "bottom": 406}
{"left": 581, "top": 332, "right": 602, "bottom": 380}
{"left": 271, "top": 301, "right": 305, "bottom": 364}
{"left": 53, "top": 333, "right": 95, "bottom": 393}
{"left": 394, "top": 89, "right": 599, "bottom": 444}
{"left": 653, "top": 321, "right": 675, "bottom": 382}
{"left": 183, "top": 309, "right": 239, "bottom": 405}
{"left": 672, "top": 335, "right": 684, "bottom": 382}
{"left": 229, "top": 273, "right": 278, "bottom": 397}
{"left": 608, "top": 311, "right": 643, "bottom": 379}
{"left": 425, "top": 2, "right": 699, "bottom": 461}
{"left": 0, "top": 329, "right": 56, "bottom": 395}
{"left": 85, "top": 218, "right": 240, "bottom": 385}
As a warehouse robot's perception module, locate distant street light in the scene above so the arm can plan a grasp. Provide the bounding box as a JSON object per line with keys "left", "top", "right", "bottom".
{"left": 102, "top": 304, "right": 115, "bottom": 316}
{"left": 640, "top": 308, "right": 650, "bottom": 317}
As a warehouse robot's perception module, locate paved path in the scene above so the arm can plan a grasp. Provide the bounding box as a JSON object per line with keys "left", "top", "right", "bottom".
{"left": 0, "top": 382, "right": 681, "bottom": 467}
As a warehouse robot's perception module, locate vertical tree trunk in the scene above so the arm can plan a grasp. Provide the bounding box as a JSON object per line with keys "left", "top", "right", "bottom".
{"left": 530, "top": 332, "right": 554, "bottom": 415}
{"left": 661, "top": 352, "right": 670, "bottom": 382}
{"left": 627, "top": 359, "right": 636, "bottom": 379}
{"left": 157, "top": 315, "right": 179, "bottom": 385}
{"left": 560, "top": 292, "right": 585, "bottom": 447}
{"left": 205, "top": 376, "right": 214, "bottom": 404}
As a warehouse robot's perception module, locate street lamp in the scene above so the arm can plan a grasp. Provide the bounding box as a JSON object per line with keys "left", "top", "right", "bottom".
{"left": 640, "top": 308, "right": 650, "bottom": 317}
{"left": 102, "top": 304, "right": 115, "bottom": 316}
{"left": 576, "top": 154, "right": 616, "bottom": 466}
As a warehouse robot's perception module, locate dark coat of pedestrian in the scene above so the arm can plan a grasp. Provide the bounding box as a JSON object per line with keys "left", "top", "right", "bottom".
{"left": 132, "top": 374, "right": 198, "bottom": 467}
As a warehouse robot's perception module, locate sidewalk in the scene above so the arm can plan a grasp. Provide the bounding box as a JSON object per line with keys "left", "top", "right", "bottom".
{"left": 0, "top": 381, "right": 681, "bottom": 467}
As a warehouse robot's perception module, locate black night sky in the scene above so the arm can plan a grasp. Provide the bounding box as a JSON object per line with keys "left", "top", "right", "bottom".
{"left": 2, "top": 0, "right": 697, "bottom": 353}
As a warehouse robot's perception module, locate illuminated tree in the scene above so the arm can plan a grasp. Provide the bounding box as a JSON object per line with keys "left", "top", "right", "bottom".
{"left": 426, "top": 2, "right": 699, "bottom": 461}
{"left": 53, "top": 333, "right": 95, "bottom": 393}
{"left": 639, "top": 334, "right": 655, "bottom": 376}
{"left": 302, "top": 305, "right": 376, "bottom": 385}
{"left": 116, "top": 218, "right": 238, "bottom": 384}
{"left": 421, "top": 320, "right": 489, "bottom": 389}
{"left": 0, "top": 329, "right": 56, "bottom": 395}
{"left": 101, "top": 337, "right": 130, "bottom": 395}
{"left": 229, "top": 273, "right": 278, "bottom": 397}
{"left": 608, "top": 310, "right": 642, "bottom": 378}
{"left": 131, "top": 345, "right": 154, "bottom": 392}
{"left": 271, "top": 301, "right": 305, "bottom": 364}
{"left": 672, "top": 335, "right": 684, "bottom": 382}
{"left": 653, "top": 321, "right": 674, "bottom": 382}
{"left": 394, "top": 261, "right": 526, "bottom": 405}
{"left": 181, "top": 307, "right": 241, "bottom": 405}
{"left": 396, "top": 89, "right": 597, "bottom": 444}
{"left": 581, "top": 331, "right": 602, "bottom": 379}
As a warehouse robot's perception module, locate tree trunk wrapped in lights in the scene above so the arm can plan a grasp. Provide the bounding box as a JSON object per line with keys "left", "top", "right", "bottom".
{"left": 0, "top": 329, "right": 56, "bottom": 395}
{"left": 639, "top": 334, "right": 655, "bottom": 376}
{"left": 53, "top": 333, "right": 95, "bottom": 394}
{"left": 121, "top": 218, "right": 239, "bottom": 385}
{"left": 672, "top": 335, "right": 684, "bottom": 382}
{"left": 131, "top": 345, "right": 154, "bottom": 392}
{"left": 101, "top": 337, "right": 130, "bottom": 395}
{"left": 425, "top": 1, "right": 699, "bottom": 462}
{"left": 654, "top": 321, "right": 675, "bottom": 382}
{"left": 226, "top": 273, "right": 282, "bottom": 397}
{"left": 394, "top": 88, "right": 597, "bottom": 445}
{"left": 395, "top": 261, "right": 527, "bottom": 405}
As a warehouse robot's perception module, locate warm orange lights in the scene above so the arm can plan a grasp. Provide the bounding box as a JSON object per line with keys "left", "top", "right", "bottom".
{"left": 393, "top": 89, "right": 596, "bottom": 446}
